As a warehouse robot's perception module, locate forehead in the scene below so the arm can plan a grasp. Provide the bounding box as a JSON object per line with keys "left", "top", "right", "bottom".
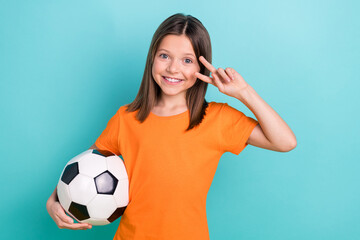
{"left": 157, "top": 34, "right": 195, "bottom": 56}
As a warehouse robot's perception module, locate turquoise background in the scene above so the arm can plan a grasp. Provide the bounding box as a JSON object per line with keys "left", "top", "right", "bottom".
{"left": 1, "top": 0, "right": 359, "bottom": 239}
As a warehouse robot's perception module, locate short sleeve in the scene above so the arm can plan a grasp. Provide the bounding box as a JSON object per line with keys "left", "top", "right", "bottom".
{"left": 95, "top": 109, "right": 121, "bottom": 156}
{"left": 219, "top": 103, "right": 259, "bottom": 155}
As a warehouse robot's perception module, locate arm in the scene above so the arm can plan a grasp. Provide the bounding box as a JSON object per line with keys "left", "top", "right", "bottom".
{"left": 237, "top": 85, "right": 297, "bottom": 152}
{"left": 194, "top": 56, "right": 296, "bottom": 152}
{"left": 46, "top": 144, "right": 97, "bottom": 230}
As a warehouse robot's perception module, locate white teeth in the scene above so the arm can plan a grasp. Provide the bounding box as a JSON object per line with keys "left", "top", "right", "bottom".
{"left": 165, "top": 77, "right": 182, "bottom": 82}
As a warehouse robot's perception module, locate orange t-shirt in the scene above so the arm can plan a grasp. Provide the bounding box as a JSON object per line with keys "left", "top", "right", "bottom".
{"left": 95, "top": 101, "right": 258, "bottom": 240}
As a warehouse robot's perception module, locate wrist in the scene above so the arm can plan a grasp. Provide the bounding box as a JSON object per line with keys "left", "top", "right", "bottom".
{"left": 236, "top": 85, "right": 254, "bottom": 103}
{"left": 46, "top": 198, "right": 54, "bottom": 211}
{"left": 47, "top": 189, "right": 59, "bottom": 205}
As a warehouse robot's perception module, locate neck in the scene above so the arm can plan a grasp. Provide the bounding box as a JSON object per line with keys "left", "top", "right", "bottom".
{"left": 156, "top": 94, "right": 187, "bottom": 109}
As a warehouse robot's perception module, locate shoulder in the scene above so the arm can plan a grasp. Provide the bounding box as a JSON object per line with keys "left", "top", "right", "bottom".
{"left": 205, "top": 101, "right": 235, "bottom": 120}
{"left": 118, "top": 105, "right": 128, "bottom": 113}
{"left": 207, "top": 101, "right": 225, "bottom": 109}
{"left": 117, "top": 103, "right": 133, "bottom": 114}
{"left": 208, "top": 101, "right": 249, "bottom": 121}
{"left": 116, "top": 103, "right": 141, "bottom": 122}
{"left": 109, "top": 104, "right": 133, "bottom": 119}
{"left": 207, "top": 101, "right": 233, "bottom": 112}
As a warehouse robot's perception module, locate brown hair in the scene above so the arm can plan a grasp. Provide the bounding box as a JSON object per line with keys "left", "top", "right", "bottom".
{"left": 125, "top": 13, "right": 212, "bottom": 131}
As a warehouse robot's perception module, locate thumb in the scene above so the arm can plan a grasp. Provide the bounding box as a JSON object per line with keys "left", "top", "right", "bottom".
{"left": 56, "top": 203, "right": 74, "bottom": 224}
{"left": 62, "top": 211, "right": 74, "bottom": 224}
{"left": 59, "top": 212, "right": 74, "bottom": 224}
{"left": 67, "top": 217, "right": 74, "bottom": 224}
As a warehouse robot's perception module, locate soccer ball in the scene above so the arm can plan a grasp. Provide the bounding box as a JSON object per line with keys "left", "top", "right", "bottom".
{"left": 57, "top": 149, "right": 129, "bottom": 226}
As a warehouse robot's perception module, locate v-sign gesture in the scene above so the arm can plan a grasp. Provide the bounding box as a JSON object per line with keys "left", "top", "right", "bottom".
{"left": 195, "top": 56, "right": 249, "bottom": 100}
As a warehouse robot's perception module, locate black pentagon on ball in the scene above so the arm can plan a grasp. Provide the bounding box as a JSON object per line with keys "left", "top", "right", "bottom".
{"left": 108, "top": 206, "right": 127, "bottom": 223}
{"left": 69, "top": 202, "right": 90, "bottom": 221}
{"left": 61, "top": 162, "right": 79, "bottom": 185}
{"left": 94, "top": 170, "right": 118, "bottom": 194}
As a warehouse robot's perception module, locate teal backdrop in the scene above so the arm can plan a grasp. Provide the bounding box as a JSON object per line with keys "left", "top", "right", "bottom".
{"left": 1, "top": 0, "right": 359, "bottom": 239}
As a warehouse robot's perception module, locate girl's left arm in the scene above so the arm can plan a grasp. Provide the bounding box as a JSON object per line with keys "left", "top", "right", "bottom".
{"left": 235, "top": 84, "right": 297, "bottom": 152}
{"left": 195, "top": 56, "right": 297, "bottom": 152}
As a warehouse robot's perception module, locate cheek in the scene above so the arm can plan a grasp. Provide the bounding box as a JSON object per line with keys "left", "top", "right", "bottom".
{"left": 152, "top": 64, "right": 161, "bottom": 81}
{"left": 152, "top": 62, "right": 157, "bottom": 73}
{"left": 153, "top": 61, "right": 166, "bottom": 74}
{"left": 186, "top": 68, "right": 199, "bottom": 80}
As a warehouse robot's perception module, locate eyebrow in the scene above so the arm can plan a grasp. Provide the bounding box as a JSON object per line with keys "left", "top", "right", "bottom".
{"left": 157, "top": 48, "right": 195, "bottom": 57}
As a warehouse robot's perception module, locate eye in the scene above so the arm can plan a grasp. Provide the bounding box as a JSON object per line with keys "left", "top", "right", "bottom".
{"left": 185, "top": 58, "right": 193, "bottom": 64}
{"left": 159, "top": 53, "right": 168, "bottom": 59}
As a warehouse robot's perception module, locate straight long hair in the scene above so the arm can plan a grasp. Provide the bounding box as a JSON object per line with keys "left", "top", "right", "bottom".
{"left": 125, "top": 13, "right": 212, "bottom": 131}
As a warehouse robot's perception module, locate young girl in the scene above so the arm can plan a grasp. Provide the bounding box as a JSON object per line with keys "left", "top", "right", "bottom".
{"left": 46, "top": 13, "right": 296, "bottom": 239}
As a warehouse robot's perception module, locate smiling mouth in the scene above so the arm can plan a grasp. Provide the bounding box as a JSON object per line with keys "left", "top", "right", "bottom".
{"left": 163, "top": 76, "right": 183, "bottom": 80}
{"left": 162, "top": 76, "right": 184, "bottom": 83}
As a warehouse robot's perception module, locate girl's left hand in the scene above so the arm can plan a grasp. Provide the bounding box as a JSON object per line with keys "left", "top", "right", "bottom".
{"left": 194, "top": 56, "right": 249, "bottom": 99}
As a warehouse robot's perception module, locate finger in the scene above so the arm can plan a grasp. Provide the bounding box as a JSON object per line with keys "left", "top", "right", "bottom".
{"left": 56, "top": 206, "right": 92, "bottom": 230}
{"left": 57, "top": 215, "right": 92, "bottom": 230}
{"left": 217, "top": 68, "right": 231, "bottom": 83}
{"left": 198, "top": 56, "right": 217, "bottom": 73}
{"left": 211, "top": 72, "right": 225, "bottom": 92}
{"left": 194, "top": 72, "right": 213, "bottom": 85}
{"left": 68, "top": 222, "right": 92, "bottom": 230}
{"left": 56, "top": 204, "right": 75, "bottom": 224}
{"left": 54, "top": 214, "right": 87, "bottom": 230}
{"left": 60, "top": 221, "right": 92, "bottom": 230}
{"left": 59, "top": 212, "right": 74, "bottom": 224}
{"left": 225, "top": 68, "right": 234, "bottom": 80}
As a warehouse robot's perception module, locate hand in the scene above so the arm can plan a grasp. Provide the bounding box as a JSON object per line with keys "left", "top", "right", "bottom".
{"left": 46, "top": 200, "right": 92, "bottom": 230}
{"left": 195, "top": 56, "right": 250, "bottom": 99}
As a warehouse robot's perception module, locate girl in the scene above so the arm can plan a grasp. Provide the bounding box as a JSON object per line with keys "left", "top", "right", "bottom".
{"left": 46, "top": 13, "right": 296, "bottom": 239}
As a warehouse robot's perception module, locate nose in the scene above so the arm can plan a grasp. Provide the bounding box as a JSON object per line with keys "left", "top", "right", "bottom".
{"left": 167, "top": 59, "right": 180, "bottom": 73}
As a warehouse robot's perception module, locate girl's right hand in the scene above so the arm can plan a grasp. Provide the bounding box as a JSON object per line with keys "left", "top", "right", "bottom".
{"left": 47, "top": 200, "right": 92, "bottom": 230}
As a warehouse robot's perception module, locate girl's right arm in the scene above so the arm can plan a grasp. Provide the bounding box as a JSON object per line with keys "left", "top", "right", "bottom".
{"left": 46, "top": 144, "right": 98, "bottom": 230}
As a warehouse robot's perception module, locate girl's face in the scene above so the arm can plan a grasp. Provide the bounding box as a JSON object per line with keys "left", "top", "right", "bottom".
{"left": 152, "top": 34, "right": 200, "bottom": 101}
